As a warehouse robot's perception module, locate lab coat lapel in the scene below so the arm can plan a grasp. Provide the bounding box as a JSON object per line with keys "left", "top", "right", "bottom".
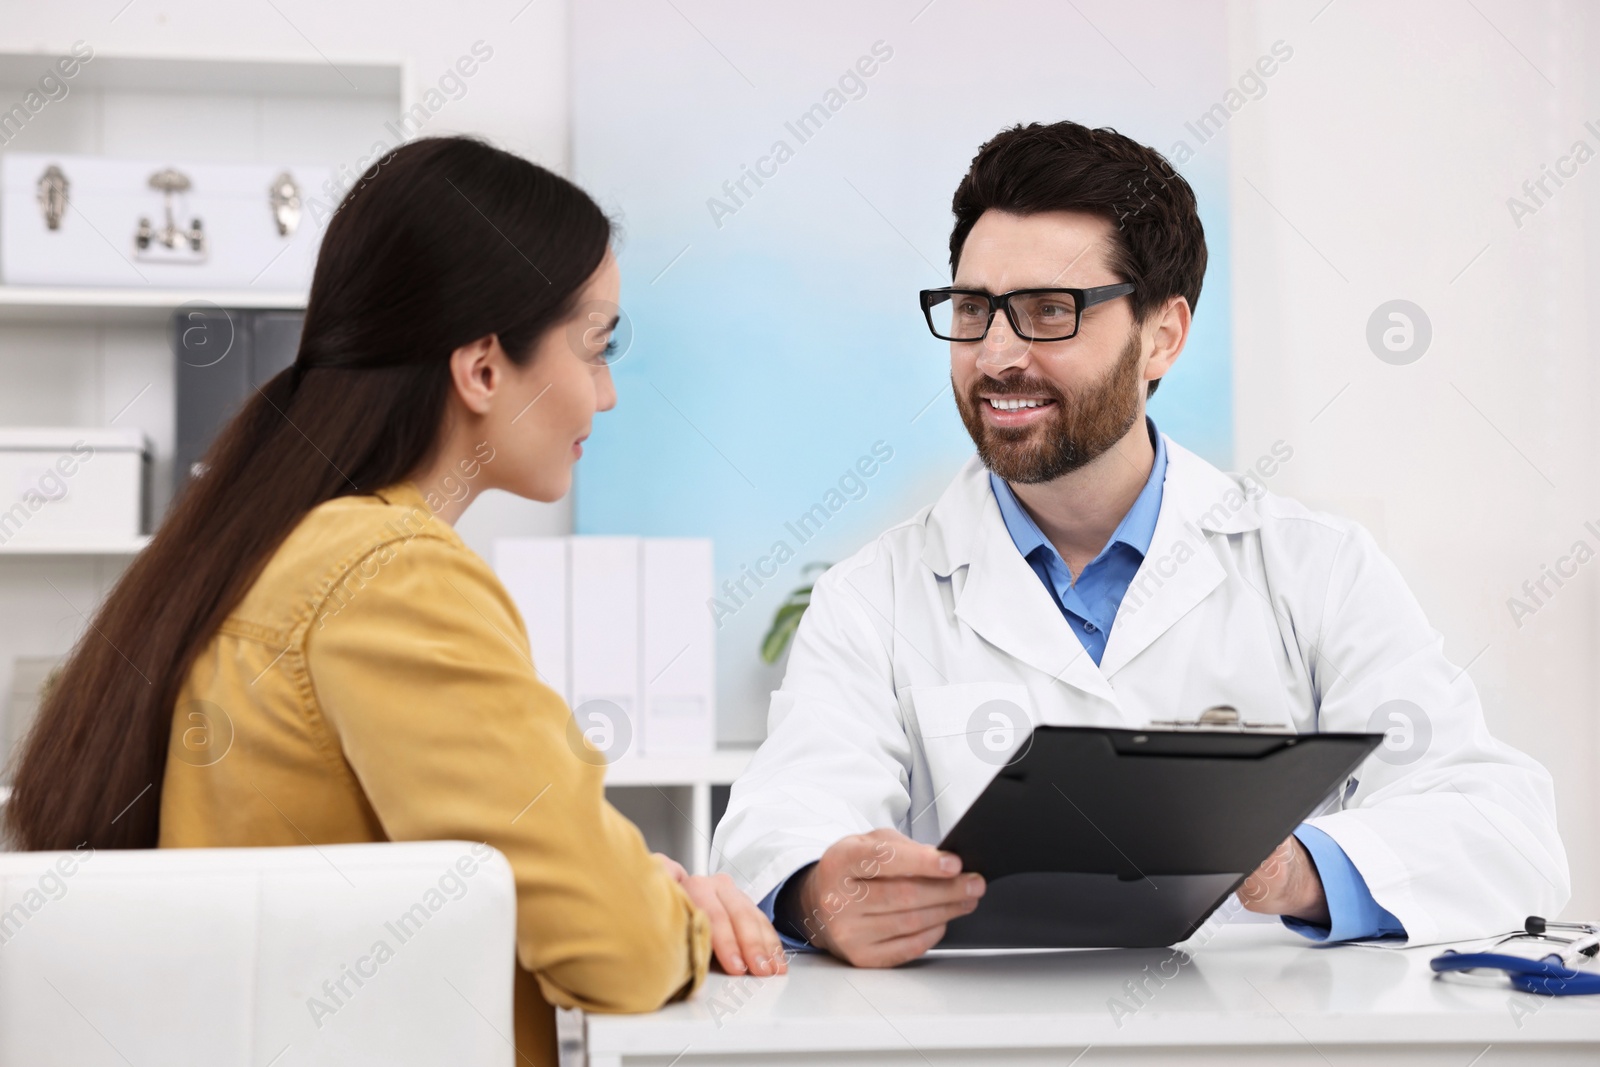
{"left": 923, "top": 457, "right": 1117, "bottom": 705}
{"left": 1097, "top": 438, "right": 1262, "bottom": 678}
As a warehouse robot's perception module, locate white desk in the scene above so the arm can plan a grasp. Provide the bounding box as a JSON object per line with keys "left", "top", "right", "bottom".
{"left": 580, "top": 925, "right": 1600, "bottom": 1065}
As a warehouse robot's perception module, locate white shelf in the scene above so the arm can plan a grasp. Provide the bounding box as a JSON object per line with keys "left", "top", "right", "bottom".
{"left": 0, "top": 51, "right": 404, "bottom": 100}
{"left": 0, "top": 286, "right": 307, "bottom": 325}
{"left": 0, "top": 537, "right": 150, "bottom": 556}
{"left": 603, "top": 747, "right": 756, "bottom": 876}
{"left": 602, "top": 747, "right": 755, "bottom": 787}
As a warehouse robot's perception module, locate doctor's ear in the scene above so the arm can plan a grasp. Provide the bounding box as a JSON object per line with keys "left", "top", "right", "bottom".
{"left": 448, "top": 334, "right": 508, "bottom": 415}
{"left": 1141, "top": 296, "right": 1190, "bottom": 383}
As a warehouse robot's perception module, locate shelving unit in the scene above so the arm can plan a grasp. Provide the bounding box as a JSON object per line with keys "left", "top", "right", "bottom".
{"left": 0, "top": 286, "right": 307, "bottom": 325}
{"left": 0, "top": 52, "right": 383, "bottom": 851}
{"left": 0, "top": 52, "right": 406, "bottom": 100}
{"left": 0, "top": 54, "right": 752, "bottom": 867}
{"left": 602, "top": 748, "right": 755, "bottom": 788}
{"left": 0, "top": 537, "right": 151, "bottom": 556}
{"left": 603, "top": 747, "right": 755, "bottom": 875}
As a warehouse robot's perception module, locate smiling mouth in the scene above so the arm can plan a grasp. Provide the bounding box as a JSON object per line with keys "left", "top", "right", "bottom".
{"left": 983, "top": 397, "right": 1056, "bottom": 412}
{"left": 981, "top": 396, "right": 1057, "bottom": 426}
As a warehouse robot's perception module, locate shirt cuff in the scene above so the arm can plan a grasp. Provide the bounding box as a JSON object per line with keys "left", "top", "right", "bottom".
{"left": 759, "top": 864, "right": 818, "bottom": 953}
{"left": 1282, "top": 823, "right": 1406, "bottom": 942}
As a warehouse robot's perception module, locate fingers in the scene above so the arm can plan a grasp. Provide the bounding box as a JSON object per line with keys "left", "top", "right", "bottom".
{"left": 714, "top": 875, "right": 787, "bottom": 977}
{"left": 804, "top": 830, "right": 982, "bottom": 968}
{"left": 687, "top": 878, "right": 746, "bottom": 975}
{"left": 874, "top": 895, "right": 980, "bottom": 939}
{"left": 653, "top": 852, "right": 688, "bottom": 884}
{"left": 831, "top": 828, "right": 963, "bottom": 882}
{"left": 813, "top": 873, "right": 985, "bottom": 966}
{"left": 847, "top": 920, "right": 953, "bottom": 968}
{"left": 680, "top": 873, "right": 788, "bottom": 978}
{"left": 857, "top": 873, "right": 985, "bottom": 915}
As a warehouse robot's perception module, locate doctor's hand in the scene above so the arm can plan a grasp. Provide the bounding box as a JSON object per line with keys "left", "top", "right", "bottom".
{"left": 795, "top": 828, "right": 986, "bottom": 968}
{"left": 1238, "top": 835, "right": 1331, "bottom": 926}
{"left": 653, "top": 853, "right": 787, "bottom": 978}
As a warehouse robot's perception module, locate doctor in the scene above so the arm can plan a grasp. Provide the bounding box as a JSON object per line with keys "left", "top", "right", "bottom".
{"left": 712, "top": 119, "right": 1569, "bottom": 967}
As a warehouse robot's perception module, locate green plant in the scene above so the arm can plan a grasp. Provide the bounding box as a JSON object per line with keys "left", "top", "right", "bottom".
{"left": 760, "top": 563, "right": 830, "bottom": 664}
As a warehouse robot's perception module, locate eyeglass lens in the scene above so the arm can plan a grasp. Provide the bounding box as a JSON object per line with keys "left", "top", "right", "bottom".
{"left": 930, "top": 291, "right": 1080, "bottom": 341}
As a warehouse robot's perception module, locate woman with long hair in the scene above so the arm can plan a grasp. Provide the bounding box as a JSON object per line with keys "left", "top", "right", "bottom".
{"left": 5, "top": 135, "right": 782, "bottom": 1064}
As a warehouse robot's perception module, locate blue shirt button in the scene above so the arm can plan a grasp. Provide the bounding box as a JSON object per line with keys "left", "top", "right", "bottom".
{"left": 1082, "top": 620, "right": 1096, "bottom": 632}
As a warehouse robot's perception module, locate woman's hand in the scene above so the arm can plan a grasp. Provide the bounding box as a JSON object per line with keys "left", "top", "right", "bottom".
{"left": 654, "top": 853, "right": 788, "bottom": 977}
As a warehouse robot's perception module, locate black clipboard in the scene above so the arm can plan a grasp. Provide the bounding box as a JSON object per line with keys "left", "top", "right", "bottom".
{"left": 936, "top": 725, "right": 1383, "bottom": 948}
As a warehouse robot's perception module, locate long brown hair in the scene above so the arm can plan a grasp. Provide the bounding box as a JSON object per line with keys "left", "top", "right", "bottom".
{"left": 6, "top": 136, "right": 611, "bottom": 850}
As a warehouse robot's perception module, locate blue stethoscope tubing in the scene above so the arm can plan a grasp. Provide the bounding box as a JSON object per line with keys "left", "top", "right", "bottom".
{"left": 1430, "top": 951, "right": 1600, "bottom": 995}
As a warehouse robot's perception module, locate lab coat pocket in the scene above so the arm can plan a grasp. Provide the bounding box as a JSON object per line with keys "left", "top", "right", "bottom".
{"left": 906, "top": 682, "right": 1036, "bottom": 833}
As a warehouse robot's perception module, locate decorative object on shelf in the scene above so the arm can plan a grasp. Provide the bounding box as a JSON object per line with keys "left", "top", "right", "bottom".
{"left": 134, "top": 167, "right": 207, "bottom": 263}
{"left": 760, "top": 562, "right": 829, "bottom": 664}
{"left": 267, "top": 171, "right": 301, "bottom": 237}
{"left": 0, "top": 428, "right": 150, "bottom": 549}
{"left": 35, "top": 164, "right": 68, "bottom": 231}
{"left": 1, "top": 152, "right": 330, "bottom": 289}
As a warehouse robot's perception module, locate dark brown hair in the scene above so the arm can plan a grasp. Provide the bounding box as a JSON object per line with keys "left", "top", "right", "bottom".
{"left": 6, "top": 136, "right": 611, "bottom": 851}
{"left": 948, "top": 120, "right": 1208, "bottom": 397}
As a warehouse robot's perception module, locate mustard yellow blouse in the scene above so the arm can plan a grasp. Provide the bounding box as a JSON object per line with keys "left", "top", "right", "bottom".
{"left": 159, "top": 481, "right": 709, "bottom": 1064}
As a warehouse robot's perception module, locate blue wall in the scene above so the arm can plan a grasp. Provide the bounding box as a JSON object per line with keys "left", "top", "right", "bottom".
{"left": 572, "top": 2, "right": 1233, "bottom": 741}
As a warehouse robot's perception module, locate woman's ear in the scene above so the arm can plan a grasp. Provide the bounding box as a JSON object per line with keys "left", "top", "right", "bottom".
{"left": 448, "top": 335, "right": 503, "bottom": 415}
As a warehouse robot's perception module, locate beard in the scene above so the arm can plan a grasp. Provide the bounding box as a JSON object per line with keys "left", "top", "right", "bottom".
{"left": 954, "top": 327, "right": 1145, "bottom": 484}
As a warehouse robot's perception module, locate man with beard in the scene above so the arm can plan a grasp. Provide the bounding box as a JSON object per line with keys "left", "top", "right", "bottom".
{"left": 712, "top": 120, "right": 1567, "bottom": 967}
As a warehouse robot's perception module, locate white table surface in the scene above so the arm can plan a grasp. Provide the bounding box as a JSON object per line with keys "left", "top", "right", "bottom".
{"left": 581, "top": 924, "right": 1600, "bottom": 1066}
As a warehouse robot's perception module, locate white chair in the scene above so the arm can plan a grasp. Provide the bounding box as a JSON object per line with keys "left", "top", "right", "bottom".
{"left": 0, "top": 840, "right": 517, "bottom": 1066}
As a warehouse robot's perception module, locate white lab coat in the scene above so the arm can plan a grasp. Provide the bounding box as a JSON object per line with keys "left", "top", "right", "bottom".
{"left": 713, "top": 436, "right": 1570, "bottom": 945}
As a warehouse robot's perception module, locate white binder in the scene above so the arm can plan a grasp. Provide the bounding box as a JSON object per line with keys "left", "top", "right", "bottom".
{"left": 641, "top": 539, "right": 715, "bottom": 756}
{"left": 568, "top": 536, "right": 641, "bottom": 758}
{"left": 491, "top": 537, "right": 570, "bottom": 704}
{"left": 493, "top": 535, "right": 717, "bottom": 761}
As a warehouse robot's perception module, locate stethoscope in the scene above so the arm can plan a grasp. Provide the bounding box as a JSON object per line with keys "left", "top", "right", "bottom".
{"left": 1430, "top": 916, "right": 1600, "bottom": 996}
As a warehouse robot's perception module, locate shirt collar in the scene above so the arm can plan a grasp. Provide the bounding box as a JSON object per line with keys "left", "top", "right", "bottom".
{"left": 988, "top": 416, "right": 1169, "bottom": 565}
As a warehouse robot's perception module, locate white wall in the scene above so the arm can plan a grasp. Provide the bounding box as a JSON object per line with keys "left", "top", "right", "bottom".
{"left": 1229, "top": 0, "right": 1599, "bottom": 917}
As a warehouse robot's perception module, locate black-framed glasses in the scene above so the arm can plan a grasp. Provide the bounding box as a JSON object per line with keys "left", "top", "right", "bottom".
{"left": 919, "top": 283, "right": 1136, "bottom": 342}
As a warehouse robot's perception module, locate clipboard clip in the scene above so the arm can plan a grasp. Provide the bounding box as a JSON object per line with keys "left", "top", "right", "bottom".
{"left": 1146, "top": 704, "right": 1290, "bottom": 733}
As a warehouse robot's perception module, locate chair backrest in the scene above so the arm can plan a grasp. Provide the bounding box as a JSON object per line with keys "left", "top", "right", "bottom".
{"left": 0, "top": 840, "right": 516, "bottom": 1066}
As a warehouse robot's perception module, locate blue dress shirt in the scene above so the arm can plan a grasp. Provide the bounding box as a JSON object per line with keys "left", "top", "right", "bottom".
{"left": 758, "top": 418, "right": 1403, "bottom": 946}
{"left": 986, "top": 421, "right": 1167, "bottom": 666}
{"left": 1286, "top": 825, "right": 1406, "bottom": 942}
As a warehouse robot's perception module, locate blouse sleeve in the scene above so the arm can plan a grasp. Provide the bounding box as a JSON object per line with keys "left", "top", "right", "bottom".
{"left": 305, "top": 530, "right": 710, "bottom": 1012}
